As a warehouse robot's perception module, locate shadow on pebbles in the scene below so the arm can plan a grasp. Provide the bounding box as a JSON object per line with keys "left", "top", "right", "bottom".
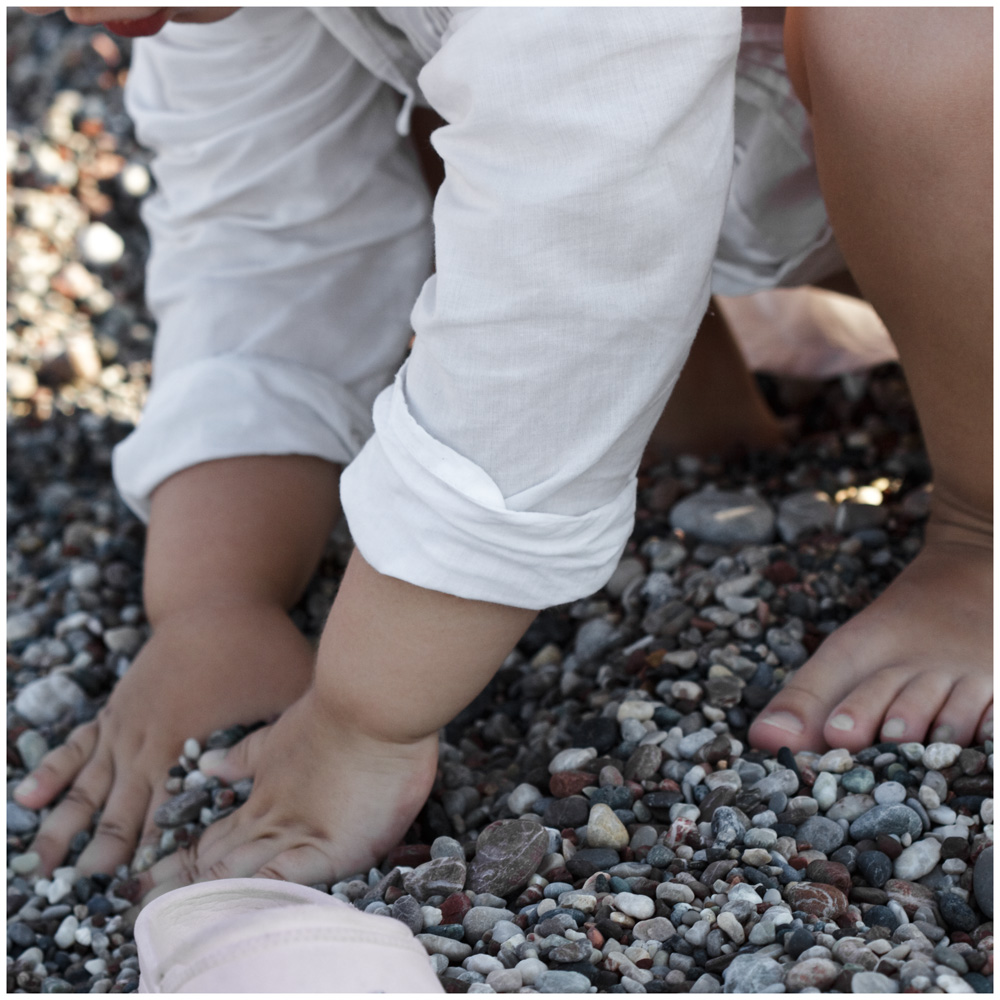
{"left": 6, "top": 10, "right": 993, "bottom": 996}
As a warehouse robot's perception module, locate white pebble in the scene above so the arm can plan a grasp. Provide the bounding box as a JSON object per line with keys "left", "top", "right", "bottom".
{"left": 183, "top": 738, "right": 201, "bottom": 761}
{"left": 79, "top": 222, "right": 125, "bottom": 266}
{"left": 817, "top": 748, "right": 854, "bottom": 773}
{"left": 873, "top": 781, "right": 907, "bottom": 805}
{"left": 614, "top": 892, "right": 655, "bottom": 920}
{"left": 54, "top": 914, "right": 79, "bottom": 949}
{"left": 421, "top": 905, "right": 443, "bottom": 927}
{"left": 618, "top": 700, "right": 655, "bottom": 722}
{"left": 507, "top": 783, "right": 542, "bottom": 815}
{"left": 84, "top": 958, "right": 108, "bottom": 976}
{"left": 183, "top": 769, "right": 208, "bottom": 791}
{"left": 893, "top": 838, "right": 941, "bottom": 880}
{"left": 548, "top": 747, "right": 598, "bottom": 773}
{"left": 921, "top": 742, "right": 962, "bottom": 771}
{"left": 942, "top": 858, "right": 967, "bottom": 875}
{"left": 515, "top": 958, "right": 548, "bottom": 986}
{"left": 981, "top": 799, "right": 993, "bottom": 824}
{"left": 69, "top": 561, "right": 102, "bottom": 590}
{"left": 10, "top": 852, "right": 40, "bottom": 875}
{"left": 811, "top": 771, "right": 838, "bottom": 811}
{"left": 120, "top": 163, "right": 150, "bottom": 197}
{"left": 919, "top": 784, "right": 942, "bottom": 810}
{"left": 14, "top": 673, "right": 87, "bottom": 726}
{"left": 716, "top": 910, "right": 745, "bottom": 944}
{"left": 46, "top": 877, "right": 73, "bottom": 904}
{"left": 466, "top": 954, "right": 504, "bottom": 975}
{"left": 75, "top": 925, "right": 93, "bottom": 947}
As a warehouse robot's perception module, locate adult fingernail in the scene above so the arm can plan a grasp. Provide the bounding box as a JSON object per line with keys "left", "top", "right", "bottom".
{"left": 931, "top": 724, "right": 955, "bottom": 743}
{"left": 882, "top": 717, "right": 906, "bottom": 739}
{"left": 197, "top": 748, "right": 227, "bottom": 773}
{"left": 758, "top": 711, "right": 803, "bottom": 734}
{"left": 829, "top": 713, "right": 855, "bottom": 732}
{"left": 14, "top": 776, "right": 38, "bottom": 799}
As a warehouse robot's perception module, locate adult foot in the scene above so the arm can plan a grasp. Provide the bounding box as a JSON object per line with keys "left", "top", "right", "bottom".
{"left": 129, "top": 689, "right": 439, "bottom": 904}
{"left": 13, "top": 601, "right": 314, "bottom": 877}
{"left": 750, "top": 515, "right": 993, "bottom": 754}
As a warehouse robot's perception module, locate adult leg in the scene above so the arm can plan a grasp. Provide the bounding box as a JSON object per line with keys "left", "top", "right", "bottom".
{"left": 752, "top": 7, "right": 992, "bottom": 752}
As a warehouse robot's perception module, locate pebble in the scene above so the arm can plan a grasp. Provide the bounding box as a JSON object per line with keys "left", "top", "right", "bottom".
{"left": 922, "top": 742, "right": 963, "bottom": 770}
{"left": 548, "top": 748, "right": 598, "bottom": 773}
{"left": 508, "top": 783, "right": 542, "bottom": 816}
{"left": 842, "top": 767, "right": 876, "bottom": 795}
{"left": 785, "top": 957, "right": 839, "bottom": 991}
{"left": 852, "top": 970, "right": 899, "bottom": 993}
{"left": 669, "top": 486, "right": 776, "bottom": 545}
{"left": 467, "top": 820, "right": 548, "bottom": 897}
{"left": 16, "top": 729, "right": 49, "bottom": 770}
{"left": 811, "top": 770, "right": 838, "bottom": 810}
{"left": 7, "top": 801, "right": 40, "bottom": 834}
{"left": 850, "top": 803, "right": 924, "bottom": 841}
{"left": 722, "top": 953, "right": 784, "bottom": 992}
{"left": 613, "top": 892, "right": 655, "bottom": 920}
{"left": 78, "top": 222, "right": 124, "bottom": 265}
{"left": 535, "top": 970, "right": 593, "bottom": 992}
{"left": 796, "top": 815, "right": 846, "bottom": 854}
{"left": 973, "top": 846, "right": 992, "bottom": 918}
{"left": 893, "top": 838, "right": 941, "bottom": 880}
{"left": 857, "top": 850, "right": 893, "bottom": 888}
{"left": 874, "top": 780, "right": 908, "bottom": 805}
{"left": 402, "top": 857, "right": 467, "bottom": 902}
{"left": 587, "top": 803, "right": 629, "bottom": 851}
{"left": 817, "top": 748, "right": 855, "bottom": 773}
{"left": 13, "top": 673, "right": 87, "bottom": 725}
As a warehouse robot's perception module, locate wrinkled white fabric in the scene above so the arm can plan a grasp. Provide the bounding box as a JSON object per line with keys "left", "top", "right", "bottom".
{"left": 113, "top": 8, "right": 843, "bottom": 610}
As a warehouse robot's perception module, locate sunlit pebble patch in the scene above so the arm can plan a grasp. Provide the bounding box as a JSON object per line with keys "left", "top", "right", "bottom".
{"left": 6, "top": 8, "right": 993, "bottom": 996}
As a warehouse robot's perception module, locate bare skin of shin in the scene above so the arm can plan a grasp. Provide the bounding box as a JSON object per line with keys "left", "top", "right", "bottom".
{"left": 131, "top": 550, "right": 535, "bottom": 902}
{"left": 13, "top": 455, "right": 341, "bottom": 878}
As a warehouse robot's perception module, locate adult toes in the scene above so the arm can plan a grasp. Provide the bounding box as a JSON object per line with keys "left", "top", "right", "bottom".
{"left": 931, "top": 675, "right": 994, "bottom": 747}
{"left": 976, "top": 704, "right": 993, "bottom": 744}
{"left": 821, "top": 665, "right": 933, "bottom": 752}
{"left": 749, "top": 661, "right": 858, "bottom": 754}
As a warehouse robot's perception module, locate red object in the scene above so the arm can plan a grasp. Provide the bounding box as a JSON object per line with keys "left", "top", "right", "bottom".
{"left": 103, "top": 11, "right": 170, "bottom": 37}
{"left": 439, "top": 892, "right": 472, "bottom": 925}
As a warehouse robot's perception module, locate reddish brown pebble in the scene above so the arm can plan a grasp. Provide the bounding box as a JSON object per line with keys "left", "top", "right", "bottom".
{"left": 765, "top": 561, "right": 798, "bottom": 584}
{"left": 549, "top": 770, "right": 596, "bottom": 798}
{"left": 587, "top": 927, "right": 604, "bottom": 948}
{"left": 439, "top": 891, "right": 472, "bottom": 924}
{"left": 805, "top": 860, "right": 852, "bottom": 895}
{"left": 785, "top": 882, "right": 849, "bottom": 920}
{"left": 385, "top": 843, "right": 432, "bottom": 868}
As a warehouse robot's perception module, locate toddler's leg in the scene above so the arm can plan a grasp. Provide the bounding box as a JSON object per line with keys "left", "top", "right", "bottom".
{"left": 644, "top": 299, "right": 785, "bottom": 460}
{"left": 15, "top": 456, "right": 340, "bottom": 875}
{"left": 751, "top": 7, "right": 992, "bottom": 752}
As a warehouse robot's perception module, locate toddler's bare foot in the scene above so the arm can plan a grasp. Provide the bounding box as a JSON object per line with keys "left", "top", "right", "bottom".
{"left": 13, "top": 602, "right": 313, "bottom": 877}
{"left": 131, "top": 689, "right": 439, "bottom": 902}
{"left": 750, "top": 512, "right": 992, "bottom": 754}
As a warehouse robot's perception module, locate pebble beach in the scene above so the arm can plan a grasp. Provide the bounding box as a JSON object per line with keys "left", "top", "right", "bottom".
{"left": 6, "top": 10, "right": 993, "bottom": 995}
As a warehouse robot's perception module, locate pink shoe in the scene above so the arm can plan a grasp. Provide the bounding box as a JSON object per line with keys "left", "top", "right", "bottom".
{"left": 135, "top": 878, "right": 444, "bottom": 993}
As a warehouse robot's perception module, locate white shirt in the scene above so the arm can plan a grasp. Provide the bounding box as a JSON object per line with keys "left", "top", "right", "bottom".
{"left": 112, "top": 8, "right": 830, "bottom": 610}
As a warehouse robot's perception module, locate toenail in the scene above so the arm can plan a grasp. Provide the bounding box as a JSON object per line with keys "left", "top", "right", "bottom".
{"left": 829, "top": 714, "right": 855, "bottom": 732}
{"left": 14, "top": 776, "right": 37, "bottom": 799}
{"left": 931, "top": 724, "right": 955, "bottom": 743}
{"left": 983, "top": 717, "right": 994, "bottom": 739}
{"left": 882, "top": 717, "right": 907, "bottom": 739}
{"left": 758, "top": 711, "right": 804, "bottom": 734}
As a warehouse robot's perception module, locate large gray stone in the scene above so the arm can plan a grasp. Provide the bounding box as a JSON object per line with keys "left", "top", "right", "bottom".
{"left": 723, "top": 953, "right": 784, "bottom": 993}
{"left": 467, "top": 819, "right": 548, "bottom": 897}
{"left": 669, "top": 487, "right": 775, "bottom": 546}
